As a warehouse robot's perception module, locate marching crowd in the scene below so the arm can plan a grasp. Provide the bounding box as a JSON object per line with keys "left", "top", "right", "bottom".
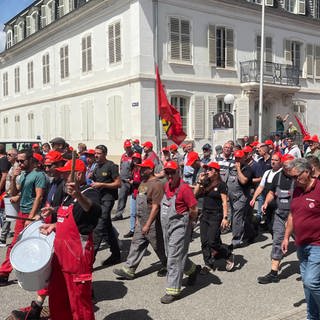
{"left": 0, "top": 132, "right": 319, "bottom": 320}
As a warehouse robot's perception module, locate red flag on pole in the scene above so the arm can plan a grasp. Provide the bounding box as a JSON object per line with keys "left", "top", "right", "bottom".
{"left": 294, "top": 115, "right": 309, "bottom": 137}
{"left": 156, "top": 66, "right": 186, "bottom": 145}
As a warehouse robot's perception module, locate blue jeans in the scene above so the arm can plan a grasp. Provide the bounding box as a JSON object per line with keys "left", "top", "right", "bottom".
{"left": 130, "top": 195, "right": 137, "bottom": 232}
{"left": 257, "top": 194, "right": 264, "bottom": 217}
{"left": 297, "top": 245, "right": 320, "bottom": 320}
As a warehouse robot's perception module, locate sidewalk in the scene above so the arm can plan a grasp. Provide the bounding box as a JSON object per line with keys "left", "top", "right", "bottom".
{"left": 263, "top": 306, "right": 306, "bottom": 320}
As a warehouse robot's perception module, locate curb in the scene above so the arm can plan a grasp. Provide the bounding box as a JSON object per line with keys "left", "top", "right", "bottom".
{"left": 263, "top": 306, "right": 306, "bottom": 320}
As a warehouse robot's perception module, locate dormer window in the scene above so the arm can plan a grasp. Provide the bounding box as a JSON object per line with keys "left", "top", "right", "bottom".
{"left": 41, "top": 0, "right": 56, "bottom": 28}
{"left": 27, "top": 11, "right": 39, "bottom": 36}
{"left": 58, "top": 0, "right": 74, "bottom": 17}
{"left": 17, "top": 21, "right": 25, "bottom": 42}
{"left": 6, "top": 30, "right": 13, "bottom": 49}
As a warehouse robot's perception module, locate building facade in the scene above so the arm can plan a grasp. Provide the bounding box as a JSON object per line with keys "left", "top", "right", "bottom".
{"left": 1, "top": 0, "right": 320, "bottom": 154}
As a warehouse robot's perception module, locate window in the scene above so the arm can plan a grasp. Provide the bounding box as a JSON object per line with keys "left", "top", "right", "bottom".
{"left": 171, "top": 96, "right": 189, "bottom": 134}
{"left": 28, "top": 113, "right": 35, "bottom": 139}
{"left": 3, "top": 116, "right": 9, "bottom": 138}
{"left": 285, "top": 0, "right": 305, "bottom": 14}
{"left": 14, "top": 67, "right": 20, "bottom": 93}
{"left": 58, "top": 0, "right": 74, "bottom": 17}
{"left": 306, "top": 44, "right": 314, "bottom": 78}
{"left": 17, "top": 22, "right": 24, "bottom": 42}
{"left": 27, "top": 11, "right": 39, "bottom": 36}
{"left": 6, "top": 31, "right": 12, "bottom": 48}
{"left": 60, "top": 45, "right": 69, "bottom": 79}
{"left": 257, "top": 35, "right": 272, "bottom": 62}
{"left": 284, "top": 40, "right": 302, "bottom": 72}
{"left": 42, "top": 53, "right": 50, "bottom": 84}
{"left": 315, "top": 45, "right": 320, "bottom": 78}
{"left": 217, "top": 98, "right": 231, "bottom": 113}
{"left": 27, "top": 61, "right": 34, "bottom": 89}
{"left": 169, "top": 17, "right": 191, "bottom": 63}
{"left": 14, "top": 115, "right": 21, "bottom": 138}
{"left": 82, "top": 35, "right": 92, "bottom": 72}
{"left": 3, "top": 72, "right": 8, "bottom": 97}
{"left": 108, "top": 22, "right": 121, "bottom": 64}
{"left": 47, "top": 1, "right": 56, "bottom": 24}
{"left": 208, "top": 25, "right": 234, "bottom": 68}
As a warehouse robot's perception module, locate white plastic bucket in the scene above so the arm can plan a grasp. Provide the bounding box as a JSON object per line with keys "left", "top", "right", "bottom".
{"left": 4, "top": 197, "right": 19, "bottom": 222}
{"left": 10, "top": 236, "right": 53, "bottom": 291}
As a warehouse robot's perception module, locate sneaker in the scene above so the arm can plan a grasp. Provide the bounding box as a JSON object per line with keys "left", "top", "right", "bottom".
{"left": 187, "top": 265, "right": 201, "bottom": 286}
{"left": 123, "top": 231, "right": 134, "bottom": 238}
{"left": 257, "top": 272, "right": 279, "bottom": 284}
{"left": 0, "top": 274, "right": 8, "bottom": 287}
{"left": 226, "top": 254, "right": 235, "bottom": 272}
{"left": 101, "top": 255, "right": 121, "bottom": 267}
{"left": 113, "top": 268, "right": 134, "bottom": 280}
{"left": 111, "top": 215, "right": 123, "bottom": 221}
{"left": 0, "top": 239, "right": 6, "bottom": 247}
{"left": 157, "top": 267, "right": 167, "bottom": 277}
{"left": 11, "top": 301, "right": 42, "bottom": 320}
{"left": 160, "top": 293, "right": 179, "bottom": 304}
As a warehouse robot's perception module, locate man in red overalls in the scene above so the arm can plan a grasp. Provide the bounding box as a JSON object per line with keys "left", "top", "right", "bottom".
{"left": 40, "top": 159, "right": 101, "bottom": 320}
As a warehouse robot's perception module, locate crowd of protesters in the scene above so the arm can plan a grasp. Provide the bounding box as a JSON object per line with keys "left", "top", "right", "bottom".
{"left": 0, "top": 128, "right": 319, "bottom": 319}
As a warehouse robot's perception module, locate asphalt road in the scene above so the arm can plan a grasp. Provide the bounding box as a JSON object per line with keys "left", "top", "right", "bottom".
{"left": 0, "top": 212, "right": 306, "bottom": 320}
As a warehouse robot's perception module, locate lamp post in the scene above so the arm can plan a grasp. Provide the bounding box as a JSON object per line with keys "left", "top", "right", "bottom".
{"left": 224, "top": 94, "right": 236, "bottom": 142}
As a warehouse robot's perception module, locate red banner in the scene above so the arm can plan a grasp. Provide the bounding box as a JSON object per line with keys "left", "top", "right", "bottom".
{"left": 156, "top": 66, "right": 186, "bottom": 145}
{"left": 294, "top": 115, "right": 309, "bottom": 137}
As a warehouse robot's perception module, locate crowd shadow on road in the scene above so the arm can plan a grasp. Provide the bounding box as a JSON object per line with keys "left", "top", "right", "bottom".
{"left": 103, "top": 308, "right": 153, "bottom": 320}
{"left": 93, "top": 280, "right": 127, "bottom": 302}
{"left": 279, "top": 260, "right": 300, "bottom": 280}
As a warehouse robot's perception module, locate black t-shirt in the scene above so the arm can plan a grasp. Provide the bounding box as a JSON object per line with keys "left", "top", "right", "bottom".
{"left": 63, "top": 186, "right": 102, "bottom": 235}
{"left": 201, "top": 181, "right": 228, "bottom": 212}
{"left": 92, "top": 160, "right": 119, "bottom": 201}
{"left": 240, "top": 164, "right": 253, "bottom": 195}
{"left": 0, "top": 156, "right": 11, "bottom": 192}
{"left": 270, "top": 171, "right": 293, "bottom": 193}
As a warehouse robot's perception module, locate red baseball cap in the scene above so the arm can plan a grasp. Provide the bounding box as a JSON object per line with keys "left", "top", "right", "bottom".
{"left": 169, "top": 144, "right": 178, "bottom": 151}
{"left": 164, "top": 161, "right": 179, "bottom": 170}
{"left": 234, "top": 150, "right": 245, "bottom": 159}
{"left": 137, "top": 159, "right": 155, "bottom": 169}
{"left": 124, "top": 140, "right": 132, "bottom": 148}
{"left": 303, "top": 134, "right": 311, "bottom": 142}
{"left": 33, "top": 153, "right": 44, "bottom": 163}
{"left": 281, "top": 154, "right": 295, "bottom": 163}
{"left": 83, "top": 149, "right": 95, "bottom": 155}
{"left": 45, "top": 151, "right": 64, "bottom": 165}
{"left": 264, "top": 140, "right": 273, "bottom": 146}
{"left": 250, "top": 141, "right": 259, "bottom": 147}
{"left": 132, "top": 152, "right": 142, "bottom": 159}
{"left": 142, "top": 141, "right": 153, "bottom": 149}
{"left": 32, "top": 144, "right": 39, "bottom": 148}
{"left": 310, "top": 135, "right": 319, "bottom": 143}
{"left": 186, "top": 152, "right": 200, "bottom": 166}
{"left": 204, "top": 162, "right": 220, "bottom": 170}
{"left": 133, "top": 139, "right": 140, "bottom": 144}
{"left": 56, "top": 159, "right": 86, "bottom": 173}
{"left": 243, "top": 146, "right": 253, "bottom": 153}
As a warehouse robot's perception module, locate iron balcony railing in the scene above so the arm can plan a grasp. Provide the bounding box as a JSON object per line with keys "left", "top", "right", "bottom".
{"left": 240, "top": 60, "right": 300, "bottom": 86}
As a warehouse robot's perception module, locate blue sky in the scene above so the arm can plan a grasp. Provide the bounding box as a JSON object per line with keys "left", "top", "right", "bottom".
{"left": 0, "top": 0, "right": 34, "bottom": 51}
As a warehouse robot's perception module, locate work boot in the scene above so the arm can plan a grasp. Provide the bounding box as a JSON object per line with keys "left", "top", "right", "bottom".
{"left": 113, "top": 267, "right": 135, "bottom": 280}
{"left": 156, "top": 267, "right": 167, "bottom": 277}
{"left": 257, "top": 271, "right": 279, "bottom": 284}
{"left": 11, "top": 301, "right": 42, "bottom": 320}
{"left": 187, "top": 265, "right": 201, "bottom": 285}
{"left": 160, "top": 293, "right": 180, "bottom": 304}
{"left": 123, "top": 231, "right": 134, "bottom": 238}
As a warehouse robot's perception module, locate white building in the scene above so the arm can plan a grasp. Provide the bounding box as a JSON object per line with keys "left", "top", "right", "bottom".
{"left": 1, "top": 0, "right": 320, "bottom": 154}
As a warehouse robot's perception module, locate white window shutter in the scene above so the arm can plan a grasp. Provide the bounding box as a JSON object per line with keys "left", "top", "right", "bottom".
{"left": 266, "top": 0, "right": 274, "bottom": 6}
{"left": 170, "top": 17, "right": 181, "bottom": 60}
{"left": 26, "top": 16, "right": 31, "bottom": 36}
{"left": 284, "top": 39, "right": 292, "bottom": 64}
{"left": 87, "top": 100, "right": 94, "bottom": 140}
{"left": 207, "top": 96, "right": 217, "bottom": 139}
{"left": 193, "top": 96, "right": 205, "bottom": 139}
{"left": 42, "top": 108, "right": 51, "bottom": 140}
{"left": 306, "top": 44, "right": 314, "bottom": 77}
{"left": 115, "top": 22, "right": 121, "bottom": 63}
{"left": 226, "top": 28, "right": 234, "bottom": 68}
{"left": 265, "top": 36, "right": 272, "bottom": 62}
{"left": 51, "top": 1, "right": 56, "bottom": 23}
{"left": 315, "top": 45, "right": 320, "bottom": 78}
{"left": 114, "top": 96, "right": 122, "bottom": 139}
{"left": 181, "top": 19, "right": 191, "bottom": 62}
{"left": 108, "top": 24, "right": 115, "bottom": 64}
{"left": 208, "top": 25, "right": 216, "bottom": 66}
{"left": 236, "top": 97, "right": 249, "bottom": 138}
{"left": 298, "top": 0, "right": 306, "bottom": 14}
{"left": 34, "top": 12, "right": 39, "bottom": 32}
{"left": 69, "top": 0, "right": 74, "bottom": 11}
{"left": 14, "top": 25, "right": 18, "bottom": 44}
{"left": 58, "top": 0, "right": 64, "bottom": 17}
{"left": 63, "top": 105, "right": 70, "bottom": 139}
{"left": 41, "top": 5, "right": 47, "bottom": 28}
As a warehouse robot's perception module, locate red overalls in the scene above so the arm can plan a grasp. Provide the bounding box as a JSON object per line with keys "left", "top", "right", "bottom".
{"left": 48, "top": 202, "right": 95, "bottom": 320}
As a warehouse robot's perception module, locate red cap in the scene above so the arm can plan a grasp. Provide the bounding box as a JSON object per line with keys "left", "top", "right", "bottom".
{"left": 137, "top": 159, "right": 155, "bottom": 169}
{"left": 33, "top": 153, "right": 44, "bottom": 163}
{"left": 204, "top": 162, "right": 220, "bottom": 170}
{"left": 169, "top": 144, "right": 178, "bottom": 151}
{"left": 32, "top": 144, "right": 39, "bottom": 148}
{"left": 83, "top": 149, "right": 95, "bottom": 155}
{"left": 310, "top": 135, "right": 319, "bottom": 143}
{"left": 303, "top": 134, "right": 311, "bottom": 142}
{"left": 234, "top": 150, "right": 245, "bottom": 159}
{"left": 162, "top": 147, "right": 170, "bottom": 152}
{"left": 250, "top": 141, "right": 259, "bottom": 147}
{"left": 69, "top": 146, "right": 74, "bottom": 151}
{"left": 124, "top": 140, "right": 132, "bottom": 148}
{"left": 133, "top": 139, "right": 140, "bottom": 144}
{"left": 264, "top": 139, "right": 273, "bottom": 146}
{"left": 132, "top": 152, "right": 141, "bottom": 159}
{"left": 243, "top": 146, "right": 253, "bottom": 154}
{"left": 164, "top": 161, "right": 179, "bottom": 170}
{"left": 142, "top": 141, "right": 153, "bottom": 149}
{"left": 186, "top": 152, "right": 200, "bottom": 166}
{"left": 281, "top": 154, "right": 295, "bottom": 163}
{"left": 56, "top": 159, "right": 86, "bottom": 173}
{"left": 45, "top": 151, "right": 64, "bottom": 165}
{"left": 272, "top": 152, "right": 283, "bottom": 161}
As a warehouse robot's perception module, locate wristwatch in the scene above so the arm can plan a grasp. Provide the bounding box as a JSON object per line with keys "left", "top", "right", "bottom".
{"left": 223, "top": 216, "right": 228, "bottom": 220}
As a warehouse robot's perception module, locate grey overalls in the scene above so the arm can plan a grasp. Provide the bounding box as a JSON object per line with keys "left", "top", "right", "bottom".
{"left": 227, "top": 166, "right": 253, "bottom": 246}
{"left": 160, "top": 183, "right": 196, "bottom": 296}
{"left": 271, "top": 172, "right": 294, "bottom": 260}
{"left": 123, "top": 181, "right": 167, "bottom": 276}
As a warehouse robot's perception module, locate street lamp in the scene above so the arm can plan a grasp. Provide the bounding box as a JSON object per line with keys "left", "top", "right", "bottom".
{"left": 224, "top": 94, "right": 236, "bottom": 142}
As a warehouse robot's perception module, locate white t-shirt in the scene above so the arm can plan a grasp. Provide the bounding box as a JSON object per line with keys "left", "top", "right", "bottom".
{"left": 259, "top": 168, "right": 282, "bottom": 188}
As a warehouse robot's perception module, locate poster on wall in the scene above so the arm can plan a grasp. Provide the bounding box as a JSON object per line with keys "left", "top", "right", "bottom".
{"left": 213, "top": 112, "right": 234, "bottom": 130}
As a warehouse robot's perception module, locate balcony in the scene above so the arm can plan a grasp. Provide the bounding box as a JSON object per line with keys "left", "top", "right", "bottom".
{"left": 240, "top": 60, "right": 300, "bottom": 88}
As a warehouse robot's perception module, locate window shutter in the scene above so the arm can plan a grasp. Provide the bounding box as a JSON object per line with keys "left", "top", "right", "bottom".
{"left": 114, "top": 96, "right": 122, "bottom": 139}
{"left": 26, "top": 16, "right": 31, "bottom": 36}
{"left": 62, "top": 105, "right": 70, "bottom": 139}
{"left": 87, "top": 35, "right": 92, "bottom": 71}
{"left": 108, "top": 24, "right": 115, "bottom": 64}
{"left": 20, "top": 21, "right": 25, "bottom": 40}
{"left": 181, "top": 19, "right": 191, "bottom": 61}
{"left": 315, "top": 45, "right": 320, "bottom": 78}
{"left": 298, "top": 0, "right": 306, "bottom": 14}
{"left": 266, "top": 0, "right": 274, "bottom": 6}
{"left": 306, "top": 44, "right": 314, "bottom": 77}
{"left": 265, "top": 37, "right": 272, "bottom": 62}
{"left": 14, "top": 25, "right": 18, "bottom": 44}
{"left": 207, "top": 96, "right": 217, "bottom": 139}
{"left": 34, "top": 12, "right": 39, "bottom": 32}
{"left": 87, "top": 100, "right": 94, "bottom": 140}
{"left": 284, "top": 39, "right": 292, "bottom": 64}
{"left": 58, "top": 0, "right": 64, "bottom": 17}
{"left": 82, "top": 37, "right": 87, "bottom": 72}
{"left": 226, "top": 28, "right": 234, "bottom": 67}
{"left": 193, "top": 96, "right": 205, "bottom": 139}
{"left": 41, "top": 5, "right": 47, "bottom": 28}
{"left": 208, "top": 25, "right": 216, "bottom": 66}
{"left": 256, "top": 35, "right": 261, "bottom": 61}
{"left": 236, "top": 97, "right": 249, "bottom": 138}
{"left": 115, "top": 22, "right": 121, "bottom": 63}
{"left": 60, "top": 47, "right": 64, "bottom": 78}
{"left": 52, "top": 1, "right": 56, "bottom": 22}
{"left": 42, "top": 108, "right": 51, "bottom": 140}
{"left": 170, "top": 17, "right": 180, "bottom": 60}
{"left": 81, "top": 102, "right": 88, "bottom": 140}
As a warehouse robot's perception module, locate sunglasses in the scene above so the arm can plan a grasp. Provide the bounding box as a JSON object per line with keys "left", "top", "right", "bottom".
{"left": 17, "top": 159, "right": 26, "bottom": 164}
{"left": 206, "top": 168, "right": 215, "bottom": 172}
{"left": 291, "top": 170, "right": 305, "bottom": 180}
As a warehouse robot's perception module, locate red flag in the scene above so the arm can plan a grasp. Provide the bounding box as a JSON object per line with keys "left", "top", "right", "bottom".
{"left": 294, "top": 115, "right": 309, "bottom": 137}
{"left": 156, "top": 66, "right": 186, "bottom": 145}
